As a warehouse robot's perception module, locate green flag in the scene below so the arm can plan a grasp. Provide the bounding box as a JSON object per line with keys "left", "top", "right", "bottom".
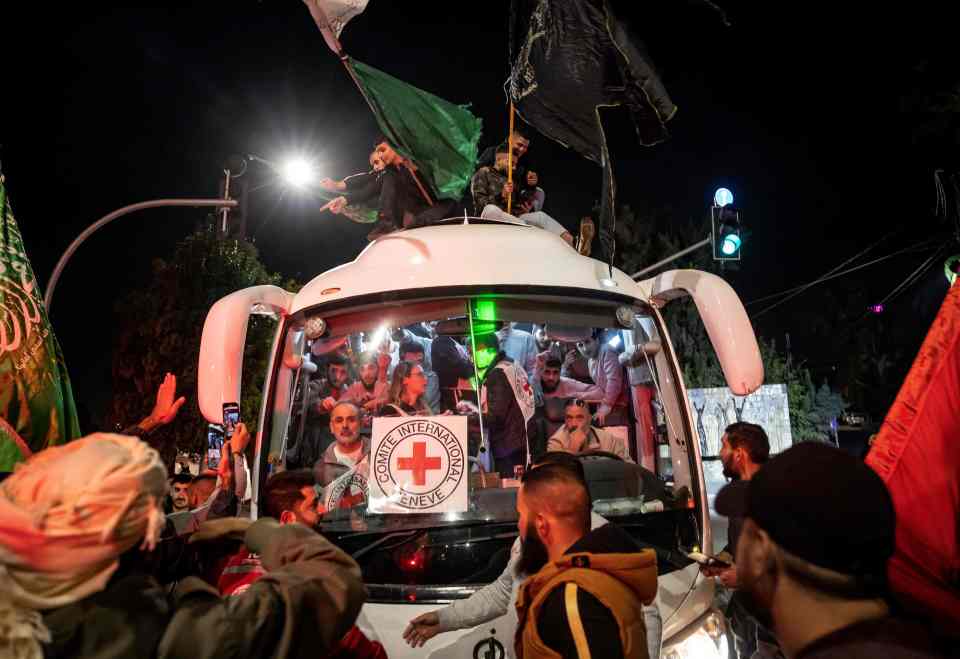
{"left": 351, "top": 58, "right": 483, "bottom": 201}
{"left": 0, "top": 177, "right": 81, "bottom": 470}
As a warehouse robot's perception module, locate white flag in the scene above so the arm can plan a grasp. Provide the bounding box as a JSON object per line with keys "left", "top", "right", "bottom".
{"left": 303, "top": 0, "right": 369, "bottom": 37}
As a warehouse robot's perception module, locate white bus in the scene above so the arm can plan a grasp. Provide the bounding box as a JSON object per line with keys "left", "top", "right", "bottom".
{"left": 197, "top": 218, "right": 762, "bottom": 658}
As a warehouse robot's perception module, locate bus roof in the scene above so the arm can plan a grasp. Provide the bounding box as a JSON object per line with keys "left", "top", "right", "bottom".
{"left": 290, "top": 222, "right": 639, "bottom": 314}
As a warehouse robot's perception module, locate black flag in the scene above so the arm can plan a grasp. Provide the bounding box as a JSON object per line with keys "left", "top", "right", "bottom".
{"left": 508, "top": 0, "right": 676, "bottom": 267}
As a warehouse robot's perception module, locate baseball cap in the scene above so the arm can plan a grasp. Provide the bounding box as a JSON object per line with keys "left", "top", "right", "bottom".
{"left": 715, "top": 442, "right": 895, "bottom": 579}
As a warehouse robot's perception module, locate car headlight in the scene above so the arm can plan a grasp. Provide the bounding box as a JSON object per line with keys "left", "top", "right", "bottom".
{"left": 661, "top": 610, "right": 730, "bottom": 659}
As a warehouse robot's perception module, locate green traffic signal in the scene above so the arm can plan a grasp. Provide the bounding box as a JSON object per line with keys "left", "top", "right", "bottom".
{"left": 712, "top": 206, "right": 742, "bottom": 261}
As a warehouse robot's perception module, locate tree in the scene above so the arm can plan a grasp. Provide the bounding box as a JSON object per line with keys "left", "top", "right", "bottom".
{"left": 108, "top": 227, "right": 299, "bottom": 471}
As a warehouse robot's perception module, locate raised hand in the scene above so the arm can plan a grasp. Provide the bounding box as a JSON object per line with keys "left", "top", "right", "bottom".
{"left": 144, "top": 373, "right": 186, "bottom": 430}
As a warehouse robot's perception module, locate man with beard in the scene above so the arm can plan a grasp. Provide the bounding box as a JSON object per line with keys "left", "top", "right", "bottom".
{"left": 314, "top": 354, "right": 352, "bottom": 415}
{"left": 343, "top": 351, "right": 390, "bottom": 421}
{"left": 705, "top": 422, "right": 780, "bottom": 658}
{"left": 513, "top": 462, "right": 657, "bottom": 658}
{"left": 707, "top": 422, "right": 771, "bottom": 586}
{"left": 715, "top": 442, "right": 942, "bottom": 658}
{"left": 402, "top": 452, "right": 663, "bottom": 657}
{"left": 537, "top": 356, "right": 604, "bottom": 401}
{"left": 548, "top": 399, "right": 633, "bottom": 462}
{"left": 320, "top": 402, "right": 369, "bottom": 471}
{"left": 288, "top": 355, "right": 352, "bottom": 470}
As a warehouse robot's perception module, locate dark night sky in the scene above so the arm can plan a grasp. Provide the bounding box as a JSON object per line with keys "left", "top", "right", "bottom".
{"left": 1, "top": 1, "right": 954, "bottom": 425}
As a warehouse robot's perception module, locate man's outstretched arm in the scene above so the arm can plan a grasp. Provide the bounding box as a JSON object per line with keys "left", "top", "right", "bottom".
{"left": 159, "top": 519, "right": 365, "bottom": 658}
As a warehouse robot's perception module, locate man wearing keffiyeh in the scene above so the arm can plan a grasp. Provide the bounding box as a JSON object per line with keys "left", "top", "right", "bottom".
{"left": 0, "top": 433, "right": 365, "bottom": 659}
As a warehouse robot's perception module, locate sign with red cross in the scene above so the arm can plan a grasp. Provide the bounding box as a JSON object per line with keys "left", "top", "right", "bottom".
{"left": 369, "top": 416, "right": 468, "bottom": 513}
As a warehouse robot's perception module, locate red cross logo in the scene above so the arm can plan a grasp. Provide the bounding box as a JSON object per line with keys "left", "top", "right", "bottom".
{"left": 396, "top": 441, "right": 442, "bottom": 486}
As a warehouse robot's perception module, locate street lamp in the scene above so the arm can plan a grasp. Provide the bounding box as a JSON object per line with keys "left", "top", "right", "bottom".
{"left": 44, "top": 197, "right": 237, "bottom": 313}
{"left": 45, "top": 153, "right": 321, "bottom": 312}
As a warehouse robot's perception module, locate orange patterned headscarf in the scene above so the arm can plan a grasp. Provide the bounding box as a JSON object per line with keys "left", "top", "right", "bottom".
{"left": 0, "top": 433, "right": 167, "bottom": 658}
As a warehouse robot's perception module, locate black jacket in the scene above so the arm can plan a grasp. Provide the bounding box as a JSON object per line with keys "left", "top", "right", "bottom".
{"left": 344, "top": 165, "right": 429, "bottom": 227}
{"left": 41, "top": 521, "right": 364, "bottom": 659}
{"left": 482, "top": 356, "right": 527, "bottom": 460}
{"left": 431, "top": 337, "right": 474, "bottom": 390}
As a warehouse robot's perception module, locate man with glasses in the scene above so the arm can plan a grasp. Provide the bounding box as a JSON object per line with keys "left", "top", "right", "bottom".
{"left": 548, "top": 399, "right": 633, "bottom": 462}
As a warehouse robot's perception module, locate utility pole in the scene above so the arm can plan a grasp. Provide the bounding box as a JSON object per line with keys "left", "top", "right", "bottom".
{"left": 217, "top": 155, "right": 248, "bottom": 240}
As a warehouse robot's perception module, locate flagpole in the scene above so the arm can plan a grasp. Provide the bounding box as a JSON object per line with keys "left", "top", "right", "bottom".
{"left": 303, "top": 0, "right": 434, "bottom": 207}
{"left": 507, "top": 102, "right": 515, "bottom": 214}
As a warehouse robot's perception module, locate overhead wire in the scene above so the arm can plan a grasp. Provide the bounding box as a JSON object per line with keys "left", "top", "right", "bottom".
{"left": 876, "top": 244, "right": 949, "bottom": 308}
{"left": 749, "top": 240, "right": 940, "bottom": 318}
{"left": 746, "top": 228, "right": 901, "bottom": 307}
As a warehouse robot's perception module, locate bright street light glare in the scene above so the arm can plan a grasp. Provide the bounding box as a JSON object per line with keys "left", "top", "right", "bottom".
{"left": 281, "top": 157, "right": 315, "bottom": 188}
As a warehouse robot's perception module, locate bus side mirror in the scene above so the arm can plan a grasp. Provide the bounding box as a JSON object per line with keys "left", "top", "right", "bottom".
{"left": 198, "top": 285, "right": 295, "bottom": 424}
{"left": 635, "top": 269, "right": 763, "bottom": 396}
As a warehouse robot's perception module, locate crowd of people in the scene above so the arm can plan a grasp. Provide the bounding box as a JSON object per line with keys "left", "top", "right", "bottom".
{"left": 1, "top": 416, "right": 949, "bottom": 657}
{"left": 0, "top": 352, "right": 950, "bottom": 657}
{"left": 320, "top": 128, "right": 593, "bottom": 250}
{"left": 285, "top": 320, "right": 646, "bottom": 492}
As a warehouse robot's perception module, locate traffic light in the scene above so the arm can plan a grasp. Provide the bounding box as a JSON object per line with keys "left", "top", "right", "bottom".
{"left": 712, "top": 205, "right": 742, "bottom": 261}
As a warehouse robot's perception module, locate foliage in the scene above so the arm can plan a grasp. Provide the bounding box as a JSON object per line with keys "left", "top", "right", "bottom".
{"left": 108, "top": 227, "right": 299, "bottom": 467}
{"left": 613, "top": 203, "right": 846, "bottom": 441}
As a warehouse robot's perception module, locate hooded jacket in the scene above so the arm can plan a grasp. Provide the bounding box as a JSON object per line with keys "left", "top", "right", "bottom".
{"left": 39, "top": 520, "right": 365, "bottom": 659}
{"left": 435, "top": 514, "right": 662, "bottom": 659}
{"left": 515, "top": 524, "right": 658, "bottom": 659}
